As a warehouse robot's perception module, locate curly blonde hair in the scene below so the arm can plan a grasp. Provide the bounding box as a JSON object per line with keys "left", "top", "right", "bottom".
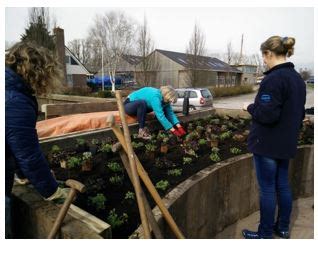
{"left": 5, "top": 42, "right": 64, "bottom": 95}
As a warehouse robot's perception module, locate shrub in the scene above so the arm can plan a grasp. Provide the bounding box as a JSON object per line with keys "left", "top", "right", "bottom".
{"left": 107, "top": 162, "right": 123, "bottom": 173}
{"left": 230, "top": 147, "right": 242, "bottom": 154}
{"left": 124, "top": 191, "right": 135, "bottom": 201}
{"left": 96, "top": 90, "right": 114, "bottom": 98}
{"left": 155, "top": 180, "right": 170, "bottom": 191}
{"left": 211, "top": 147, "right": 220, "bottom": 154}
{"left": 198, "top": 139, "right": 207, "bottom": 145}
{"left": 219, "top": 131, "right": 232, "bottom": 141}
{"left": 145, "top": 143, "right": 156, "bottom": 152}
{"left": 76, "top": 138, "right": 86, "bottom": 146}
{"left": 183, "top": 157, "right": 193, "bottom": 165}
{"left": 91, "top": 139, "right": 100, "bottom": 145}
{"left": 51, "top": 145, "right": 61, "bottom": 154}
{"left": 82, "top": 152, "right": 92, "bottom": 160}
{"left": 167, "top": 168, "right": 182, "bottom": 177}
{"left": 210, "top": 85, "right": 254, "bottom": 98}
{"left": 67, "top": 156, "right": 82, "bottom": 169}
{"left": 109, "top": 175, "right": 124, "bottom": 185}
{"left": 210, "top": 153, "right": 221, "bottom": 162}
{"left": 131, "top": 142, "right": 144, "bottom": 149}
{"left": 99, "top": 143, "right": 112, "bottom": 153}
{"left": 89, "top": 193, "right": 106, "bottom": 211}
{"left": 107, "top": 209, "right": 128, "bottom": 229}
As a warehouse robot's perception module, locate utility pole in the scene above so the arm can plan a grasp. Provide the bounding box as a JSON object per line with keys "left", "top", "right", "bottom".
{"left": 101, "top": 43, "right": 104, "bottom": 91}
{"left": 239, "top": 33, "right": 244, "bottom": 65}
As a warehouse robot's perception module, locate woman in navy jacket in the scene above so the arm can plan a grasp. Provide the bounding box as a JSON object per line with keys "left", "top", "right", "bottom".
{"left": 242, "top": 36, "right": 306, "bottom": 239}
{"left": 5, "top": 42, "right": 69, "bottom": 238}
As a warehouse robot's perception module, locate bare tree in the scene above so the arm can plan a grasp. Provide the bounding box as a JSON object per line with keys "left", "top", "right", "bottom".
{"left": 186, "top": 22, "right": 206, "bottom": 87}
{"left": 67, "top": 38, "right": 92, "bottom": 67}
{"left": 136, "top": 15, "right": 160, "bottom": 86}
{"left": 89, "top": 11, "right": 136, "bottom": 92}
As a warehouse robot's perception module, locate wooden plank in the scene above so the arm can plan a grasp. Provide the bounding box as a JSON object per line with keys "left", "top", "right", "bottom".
{"left": 42, "top": 101, "right": 118, "bottom": 119}
{"left": 68, "top": 204, "right": 112, "bottom": 238}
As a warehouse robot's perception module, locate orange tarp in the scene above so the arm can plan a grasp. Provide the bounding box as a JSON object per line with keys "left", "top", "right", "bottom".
{"left": 36, "top": 111, "right": 155, "bottom": 139}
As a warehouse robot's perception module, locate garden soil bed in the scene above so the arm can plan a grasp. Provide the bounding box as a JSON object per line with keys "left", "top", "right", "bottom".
{"left": 47, "top": 115, "right": 314, "bottom": 238}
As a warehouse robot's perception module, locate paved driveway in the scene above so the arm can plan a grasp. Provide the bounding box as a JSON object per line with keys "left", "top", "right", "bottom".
{"left": 213, "top": 86, "right": 314, "bottom": 110}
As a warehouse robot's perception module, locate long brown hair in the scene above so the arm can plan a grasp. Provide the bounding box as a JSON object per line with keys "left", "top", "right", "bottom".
{"left": 5, "top": 41, "right": 64, "bottom": 95}
{"left": 260, "top": 36, "right": 296, "bottom": 57}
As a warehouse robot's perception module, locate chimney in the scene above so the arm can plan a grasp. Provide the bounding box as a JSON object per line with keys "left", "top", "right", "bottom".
{"left": 53, "top": 27, "right": 67, "bottom": 85}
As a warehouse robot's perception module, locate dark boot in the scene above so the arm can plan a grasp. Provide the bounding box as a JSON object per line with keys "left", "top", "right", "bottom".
{"left": 242, "top": 229, "right": 273, "bottom": 239}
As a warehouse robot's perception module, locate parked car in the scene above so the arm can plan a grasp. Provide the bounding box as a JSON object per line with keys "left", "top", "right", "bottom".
{"left": 171, "top": 88, "right": 213, "bottom": 112}
{"left": 306, "top": 76, "right": 314, "bottom": 84}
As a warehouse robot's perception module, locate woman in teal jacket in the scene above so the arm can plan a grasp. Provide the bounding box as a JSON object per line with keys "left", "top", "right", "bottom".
{"left": 124, "top": 86, "right": 186, "bottom": 139}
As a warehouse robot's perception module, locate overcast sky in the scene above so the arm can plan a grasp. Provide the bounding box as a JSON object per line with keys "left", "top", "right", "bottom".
{"left": 5, "top": 7, "right": 314, "bottom": 70}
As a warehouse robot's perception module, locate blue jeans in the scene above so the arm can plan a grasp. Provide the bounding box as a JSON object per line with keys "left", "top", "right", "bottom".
{"left": 5, "top": 196, "right": 12, "bottom": 238}
{"left": 124, "top": 99, "right": 151, "bottom": 129}
{"left": 253, "top": 154, "right": 292, "bottom": 238}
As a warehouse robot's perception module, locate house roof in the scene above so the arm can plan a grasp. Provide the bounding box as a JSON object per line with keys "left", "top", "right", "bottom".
{"left": 122, "top": 55, "right": 143, "bottom": 65}
{"left": 156, "top": 49, "right": 242, "bottom": 73}
{"left": 65, "top": 46, "right": 92, "bottom": 74}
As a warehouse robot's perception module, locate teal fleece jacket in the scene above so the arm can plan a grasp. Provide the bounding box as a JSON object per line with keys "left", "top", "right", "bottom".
{"left": 128, "top": 87, "right": 180, "bottom": 130}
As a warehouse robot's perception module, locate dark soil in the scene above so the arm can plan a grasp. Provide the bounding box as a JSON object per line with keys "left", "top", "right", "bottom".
{"left": 48, "top": 115, "right": 314, "bottom": 238}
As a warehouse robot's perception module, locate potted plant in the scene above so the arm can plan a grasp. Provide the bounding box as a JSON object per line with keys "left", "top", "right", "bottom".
{"left": 232, "top": 134, "right": 246, "bottom": 142}
{"left": 145, "top": 143, "right": 156, "bottom": 160}
{"left": 210, "top": 147, "right": 221, "bottom": 162}
{"left": 160, "top": 137, "right": 169, "bottom": 154}
{"left": 107, "top": 162, "right": 124, "bottom": 173}
{"left": 76, "top": 138, "right": 88, "bottom": 152}
{"left": 88, "top": 193, "right": 107, "bottom": 211}
{"left": 89, "top": 139, "right": 99, "bottom": 155}
{"left": 230, "top": 147, "right": 242, "bottom": 155}
{"left": 207, "top": 134, "right": 219, "bottom": 148}
{"left": 60, "top": 156, "right": 82, "bottom": 170}
{"left": 82, "top": 152, "right": 93, "bottom": 172}
{"left": 167, "top": 168, "right": 182, "bottom": 177}
{"left": 48, "top": 144, "right": 61, "bottom": 165}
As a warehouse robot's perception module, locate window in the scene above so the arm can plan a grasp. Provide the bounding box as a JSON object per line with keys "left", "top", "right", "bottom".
{"left": 70, "top": 56, "right": 79, "bottom": 65}
{"left": 201, "top": 89, "right": 212, "bottom": 98}
{"left": 189, "top": 91, "right": 198, "bottom": 98}
{"left": 177, "top": 91, "right": 185, "bottom": 98}
{"left": 65, "top": 56, "right": 70, "bottom": 64}
{"left": 232, "top": 76, "right": 236, "bottom": 85}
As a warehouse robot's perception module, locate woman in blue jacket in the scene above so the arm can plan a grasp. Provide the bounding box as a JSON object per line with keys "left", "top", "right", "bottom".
{"left": 5, "top": 42, "right": 69, "bottom": 238}
{"left": 124, "top": 86, "right": 186, "bottom": 139}
{"left": 242, "top": 36, "right": 306, "bottom": 239}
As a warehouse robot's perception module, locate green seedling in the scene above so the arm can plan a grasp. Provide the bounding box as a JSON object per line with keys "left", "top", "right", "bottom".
{"left": 167, "top": 168, "right": 182, "bottom": 177}
{"left": 89, "top": 193, "right": 106, "bottom": 211}
{"left": 183, "top": 157, "right": 193, "bottom": 165}
{"left": 230, "top": 147, "right": 242, "bottom": 155}
{"left": 109, "top": 175, "right": 124, "bottom": 185}
{"left": 210, "top": 153, "right": 221, "bottom": 162}
{"left": 155, "top": 180, "right": 170, "bottom": 191}
{"left": 124, "top": 191, "right": 135, "bottom": 201}
{"left": 107, "top": 209, "right": 128, "bottom": 229}
{"left": 107, "top": 162, "right": 123, "bottom": 173}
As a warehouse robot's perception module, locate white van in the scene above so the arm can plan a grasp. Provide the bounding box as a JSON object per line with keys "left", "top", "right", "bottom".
{"left": 172, "top": 88, "right": 213, "bottom": 112}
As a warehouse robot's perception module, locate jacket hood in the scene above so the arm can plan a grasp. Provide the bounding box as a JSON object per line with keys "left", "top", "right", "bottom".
{"left": 5, "top": 67, "right": 35, "bottom": 96}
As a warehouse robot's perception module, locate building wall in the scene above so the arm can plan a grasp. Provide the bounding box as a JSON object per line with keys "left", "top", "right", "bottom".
{"left": 72, "top": 74, "right": 88, "bottom": 89}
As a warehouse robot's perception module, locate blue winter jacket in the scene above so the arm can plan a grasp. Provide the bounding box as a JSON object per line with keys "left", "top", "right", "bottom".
{"left": 5, "top": 67, "right": 58, "bottom": 198}
{"left": 128, "top": 87, "right": 180, "bottom": 130}
{"left": 247, "top": 62, "right": 306, "bottom": 159}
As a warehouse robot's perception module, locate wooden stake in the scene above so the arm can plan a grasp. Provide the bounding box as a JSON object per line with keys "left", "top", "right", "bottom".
{"left": 115, "top": 91, "right": 151, "bottom": 239}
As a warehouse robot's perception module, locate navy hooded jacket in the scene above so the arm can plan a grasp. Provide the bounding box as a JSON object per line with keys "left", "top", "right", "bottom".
{"left": 5, "top": 67, "right": 58, "bottom": 198}
{"left": 247, "top": 62, "right": 306, "bottom": 159}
